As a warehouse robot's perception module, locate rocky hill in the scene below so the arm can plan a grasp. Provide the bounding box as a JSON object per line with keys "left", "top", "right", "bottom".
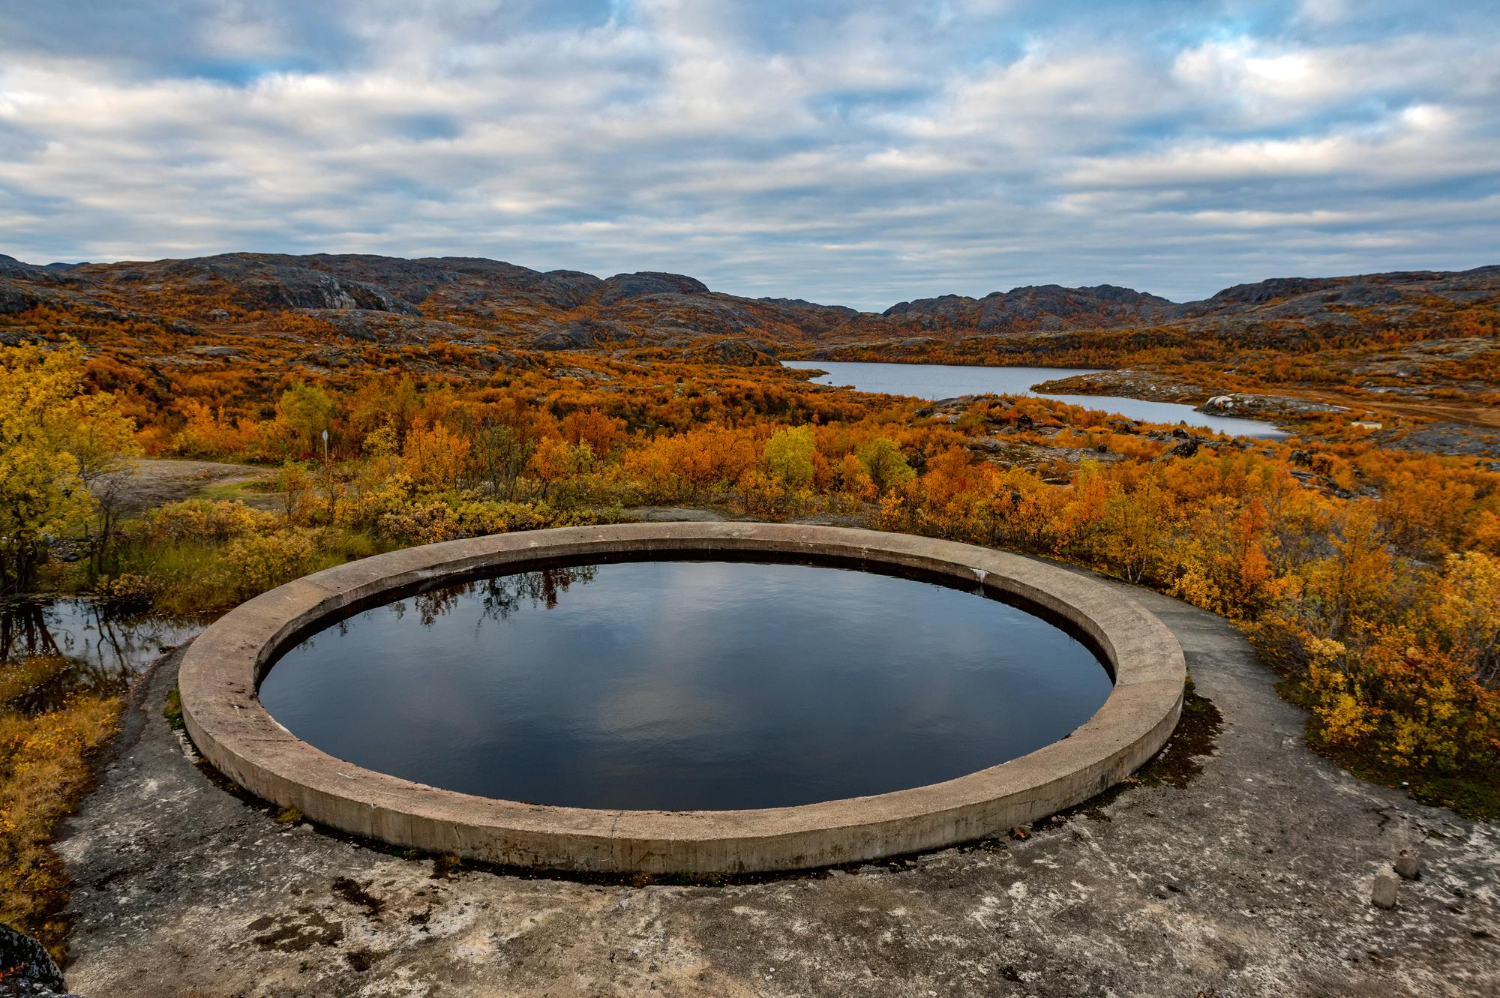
{"left": 825, "top": 267, "right": 1500, "bottom": 344}
{"left": 0, "top": 252, "right": 858, "bottom": 364}
{"left": 1, "top": 252, "right": 1496, "bottom": 365}
{"left": 879, "top": 284, "right": 1177, "bottom": 332}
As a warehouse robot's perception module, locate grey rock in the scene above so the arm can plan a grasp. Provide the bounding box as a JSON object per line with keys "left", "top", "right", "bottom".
{"left": 532, "top": 318, "right": 633, "bottom": 351}
{"left": 1386, "top": 423, "right": 1500, "bottom": 458}
{"left": 683, "top": 338, "right": 779, "bottom": 367}
{"left": 597, "top": 271, "right": 709, "bottom": 305}
{"left": 0, "top": 923, "right": 83, "bottom": 996}
{"left": 1372, "top": 870, "right": 1399, "bottom": 909}
{"left": 0, "top": 279, "right": 41, "bottom": 315}
{"left": 1164, "top": 438, "right": 1201, "bottom": 459}
{"left": 1395, "top": 850, "right": 1421, "bottom": 881}
{"left": 882, "top": 284, "right": 1176, "bottom": 333}
{"left": 1197, "top": 394, "right": 1347, "bottom": 419}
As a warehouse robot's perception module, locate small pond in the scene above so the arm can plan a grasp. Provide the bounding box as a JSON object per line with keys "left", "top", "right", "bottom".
{"left": 259, "top": 559, "right": 1112, "bottom": 811}
{"left": 1, "top": 599, "right": 202, "bottom": 713}
{"left": 784, "top": 360, "right": 1286, "bottom": 438}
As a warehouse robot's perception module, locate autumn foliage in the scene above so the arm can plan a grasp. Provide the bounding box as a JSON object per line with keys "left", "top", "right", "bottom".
{"left": 4, "top": 332, "right": 1500, "bottom": 812}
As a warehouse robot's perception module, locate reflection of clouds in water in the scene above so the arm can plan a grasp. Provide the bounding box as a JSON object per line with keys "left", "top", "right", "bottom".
{"left": 586, "top": 563, "right": 1044, "bottom": 743}
{"left": 2, "top": 599, "right": 200, "bottom": 674}
{"left": 262, "top": 560, "right": 1113, "bottom": 809}
{"left": 594, "top": 681, "right": 729, "bottom": 742}
{"left": 1, "top": 599, "right": 204, "bottom": 711}
{"left": 788, "top": 363, "right": 1288, "bottom": 439}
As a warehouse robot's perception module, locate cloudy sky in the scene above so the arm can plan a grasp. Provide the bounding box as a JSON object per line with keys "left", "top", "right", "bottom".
{"left": 0, "top": 1, "right": 1496, "bottom": 309}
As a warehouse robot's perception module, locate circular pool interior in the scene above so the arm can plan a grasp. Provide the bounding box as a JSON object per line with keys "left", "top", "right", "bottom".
{"left": 258, "top": 557, "right": 1113, "bottom": 811}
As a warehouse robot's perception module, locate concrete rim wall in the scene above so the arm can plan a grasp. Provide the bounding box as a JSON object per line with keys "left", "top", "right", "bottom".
{"left": 178, "top": 523, "right": 1186, "bottom": 874}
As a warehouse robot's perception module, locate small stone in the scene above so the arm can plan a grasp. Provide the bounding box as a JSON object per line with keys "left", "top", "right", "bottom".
{"left": 1372, "top": 870, "right": 1399, "bottom": 910}
{"left": 1394, "top": 850, "right": 1421, "bottom": 881}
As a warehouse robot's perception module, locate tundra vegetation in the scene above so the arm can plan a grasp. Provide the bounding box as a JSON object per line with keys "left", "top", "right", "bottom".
{"left": 0, "top": 259, "right": 1497, "bottom": 954}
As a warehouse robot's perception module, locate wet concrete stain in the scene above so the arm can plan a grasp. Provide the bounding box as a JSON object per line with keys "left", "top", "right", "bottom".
{"left": 249, "top": 910, "right": 345, "bottom": 953}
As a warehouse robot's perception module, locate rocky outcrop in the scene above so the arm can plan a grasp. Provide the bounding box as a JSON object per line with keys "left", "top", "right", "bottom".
{"left": 1384, "top": 423, "right": 1500, "bottom": 458}
{"left": 1197, "top": 394, "right": 1349, "bottom": 420}
{"left": 597, "top": 272, "right": 708, "bottom": 304}
{"left": 682, "top": 338, "right": 780, "bottom": 366}
{"left": 0, "top": 924, "right": 85, "bottom": 997}
{"left": 531, "top": 318, "right": 634, "bottom": 351}
{"left": 833, "top": 266, "right": 1500, "bottom": 344}
{"left": 0, "top": 279, "right": 41, "bottom": 315}
{"left": 0, "top": 255, "right": 45, "bottom": 279}
{"left": 1172, "top": 266, "right": 1500, "bottom": 329}
{"left": 882, "top": 284, "right": 1176, "bottom": 333}
{"left": 756, "top": 297, "right": 860, "bottom": 319}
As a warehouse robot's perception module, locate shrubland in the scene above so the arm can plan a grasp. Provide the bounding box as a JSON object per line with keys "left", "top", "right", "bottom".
{"left": 2, "top": 327, "right": 1499, "bottom": 947}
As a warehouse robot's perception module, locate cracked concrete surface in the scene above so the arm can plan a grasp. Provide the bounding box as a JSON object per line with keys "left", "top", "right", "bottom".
{"left": 56, "top": 573, "right": 1499, "bottom": 997}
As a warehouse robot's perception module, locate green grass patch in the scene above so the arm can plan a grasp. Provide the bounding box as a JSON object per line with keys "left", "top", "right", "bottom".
{"left": 105, "top": 526, "right": 387, "bottom": 616}
{"left": 163, "top": 686, "right": 184, "bottom": 731}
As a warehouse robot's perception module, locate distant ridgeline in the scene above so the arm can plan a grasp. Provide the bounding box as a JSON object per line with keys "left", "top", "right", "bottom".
{"left": 1, "top": 252, "right": 1496, "bottom": 371}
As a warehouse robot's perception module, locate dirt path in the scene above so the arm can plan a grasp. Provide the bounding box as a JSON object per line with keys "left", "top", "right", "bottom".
{"left": 114, "top": 458, "right": 279, "bottom": 515}
{"left": 53, "top": 554, "right": 1499, "bottom": 997}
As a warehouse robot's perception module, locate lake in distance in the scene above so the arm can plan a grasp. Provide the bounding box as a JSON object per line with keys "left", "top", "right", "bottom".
{"left": 783, "top": 360, "right": 1286, "bottom": 438}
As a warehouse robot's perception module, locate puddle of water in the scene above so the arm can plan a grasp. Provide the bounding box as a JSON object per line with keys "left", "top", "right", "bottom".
{"left": 1, "top": 599, "right": 203, "bottom": 713}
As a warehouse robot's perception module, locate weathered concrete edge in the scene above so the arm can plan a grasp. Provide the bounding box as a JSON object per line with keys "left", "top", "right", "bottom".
{"left": 178, "top": 523, "right": 1186, "bottom": 874}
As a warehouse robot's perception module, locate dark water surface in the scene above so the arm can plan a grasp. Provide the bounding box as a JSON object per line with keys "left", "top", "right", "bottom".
{"left": 1, "top": 599, "right": 203, "bottom": 713}
{"left": 784, "top": 360, "right": 1286, "bottom": 438}
{"left": 260, "top": 560, "right": 1112, "bottom": 810}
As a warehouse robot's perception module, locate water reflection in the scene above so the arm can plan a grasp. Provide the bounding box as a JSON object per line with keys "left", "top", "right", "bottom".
{"left": 409, "top": 565, "right": 598, "bottom": 626}
{"left": 0, "top": 599, "right": 202, "bottom": 714}
{"left": 261, "top": 560, "right": 1113, "bottom": 811}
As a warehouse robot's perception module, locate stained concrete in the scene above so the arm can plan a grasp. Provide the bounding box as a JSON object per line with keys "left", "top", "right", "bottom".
{"left": 57, "top": 570, "right": 1499, "bottom": 997}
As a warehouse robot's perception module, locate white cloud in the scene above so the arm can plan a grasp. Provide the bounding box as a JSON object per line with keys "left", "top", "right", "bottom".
{"left": 0, "top": 1, "right": 1495, "bottom": 307}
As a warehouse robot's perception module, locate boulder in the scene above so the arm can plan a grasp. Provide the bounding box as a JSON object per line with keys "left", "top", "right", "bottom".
{"left": 684, "top": 339, "right": 779, "bottom": 367}
{"left": 0, "top": 280, "right": 40, "bottom": 315}
{"left": 0, "top": 924, "right": 85, "bottom": 996}
{"left": 1371, "top": 870, "right": 1399, "bottom": 910}
{"left": 1196, "top": 393, "right": 1347, "bottom": 419}
{"left": 1395, "top": 850, "right": 1421, "bottom": 881}
{"left": 532, "top": 319, "right": 632, "bottom": 351}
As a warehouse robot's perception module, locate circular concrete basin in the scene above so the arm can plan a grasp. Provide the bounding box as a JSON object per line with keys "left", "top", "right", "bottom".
{"left": 178, "top": 523, "right": 1185, "bottom": 874}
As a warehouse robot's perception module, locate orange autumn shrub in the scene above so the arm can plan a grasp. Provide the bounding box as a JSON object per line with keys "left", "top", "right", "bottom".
{"left": 561, "top": 409, "right": 627, "bottom": 456}
{"left": 623, "top": 426, "right": 760, "bottom": 500}
{"left": 11, "top": 308, "right": 1491, "bottom": 803}
{"left": 401, "top": 422, "right": 471, "bottom": 489}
